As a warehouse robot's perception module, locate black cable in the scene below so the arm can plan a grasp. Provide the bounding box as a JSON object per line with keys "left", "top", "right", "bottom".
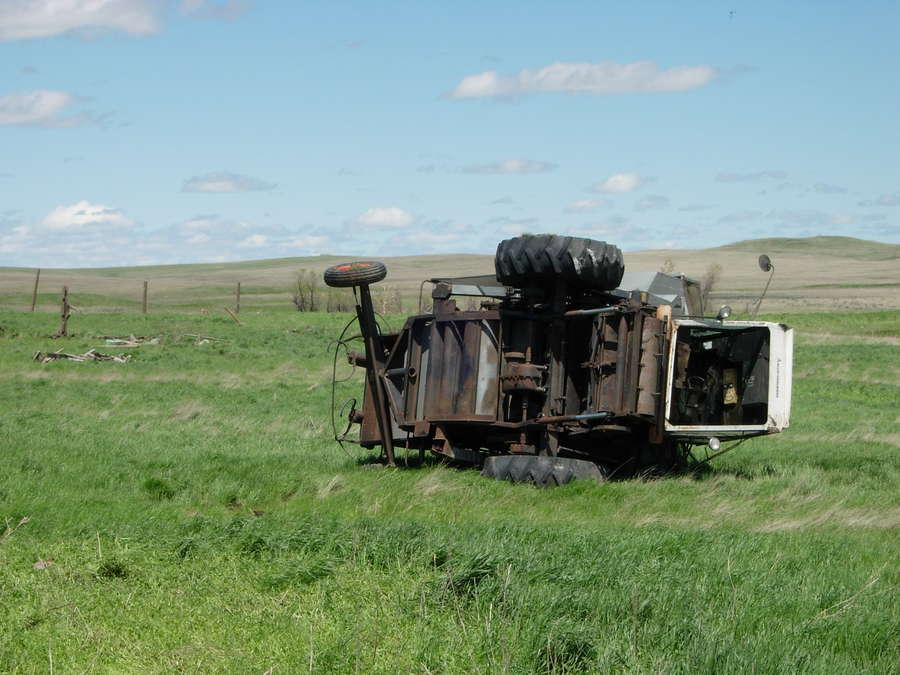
{"left": 329, "top": 315, "right": 362, "bottom": 454}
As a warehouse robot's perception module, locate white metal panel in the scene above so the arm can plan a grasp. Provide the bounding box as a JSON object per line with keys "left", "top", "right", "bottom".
{"left": 766, "top": 325, "right": 793, "bottom": 431}
{"left": 663, "top": 320, "right": 794, "bottom": 438}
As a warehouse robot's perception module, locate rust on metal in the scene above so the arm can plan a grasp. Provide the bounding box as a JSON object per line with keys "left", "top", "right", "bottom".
{"left": 325, "top": 236, "right": 792, "bottom": 476}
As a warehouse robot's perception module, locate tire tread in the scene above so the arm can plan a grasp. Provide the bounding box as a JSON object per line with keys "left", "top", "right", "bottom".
{"left": 495, "top": 234, "right": 624, "bottom": 290}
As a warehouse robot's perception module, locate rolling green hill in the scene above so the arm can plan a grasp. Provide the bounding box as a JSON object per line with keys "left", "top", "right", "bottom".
{"left": 714, "top": 236, "right": 900, "bottom": 261}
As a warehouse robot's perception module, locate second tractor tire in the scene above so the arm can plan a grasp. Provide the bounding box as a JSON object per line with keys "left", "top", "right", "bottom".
{"left": 481, "top": 455, "right": 607, "bottom": 487}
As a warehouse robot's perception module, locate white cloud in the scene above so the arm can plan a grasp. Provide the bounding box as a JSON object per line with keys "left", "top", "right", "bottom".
{"left": 634, "top": 194, "right": 670, "bottom": 211}
{"left": 2, "top": 209, "right": 337, "bottom": 267}
{"left": 391, "top": 231, "right": 462, "bottom": 246}
{"left": 0, "top": 90, "right": 76, "bottom": 126}
{"left": 831, "top": 213, "right": 856, "bottom": 226}
{"left": 813, "top": 182, "right": 847, "bottom": 194}
{"left": 182, "top": 171, "right": 276, "bottom": 193}
{"left": 487, "top": 216, "right": 538, "bottom": 236}
{"left": 565, "top": 198, "right": 610, "bottom": 213}
{"left": 0, "top": 224, "right": 31, "bottom": 254}
{"left": 592, "top": 172, "right": 641, "bottom": 194}
{"left": 497, "top": 223, "right": 532, "bottom": 235}
{"left": 449, "top": 60, "right": 717, "bottom": 99}
{"left": 172, "top": 215, "right": 330, "bottom": 254}
{"left": 41, "top": 200, "right": 134, "bottom": 232}
{"left": 462, "top": 159, "right": 557, "bottom": 174}
{"left": 0, "top": 0, "right": 160, "bottom": 41}
{"left": 179, "top": 0, "right": 248, "bottom": 20}
{"left": 858, "top": 193, "right": 900, "bottom": 207}
{"left": 571, "top": 223, "right": 620, "bottom": 238}
{"left": 765, "top": 209, "right": 849, "bottom": 230}
{"left": 573, "top": 219, "right": 652, "bottom": 244}
{"left": 177, "top": 214, "right": 231, "bottom": 232}
{"left": 185, "top": 232, "right": 210, "bottom": 245}
{"left": 718, "top": 210, "right": 763, "bottom": 224}
{"left": 237, "top": 233, "right": 267, "bottom": 248}
{"left": 356, "top": 207, "right": 414, "bottom": 228}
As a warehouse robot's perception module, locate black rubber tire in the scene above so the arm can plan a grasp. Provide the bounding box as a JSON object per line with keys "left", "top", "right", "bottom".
{"left": 494, "top": 234, "right": 624, "bottom": 291}
{"left": 323, "top": 261, "right": 387, "bottom": 288}
{"left": 481, "top": 455, "right": 607, "bottom": 487}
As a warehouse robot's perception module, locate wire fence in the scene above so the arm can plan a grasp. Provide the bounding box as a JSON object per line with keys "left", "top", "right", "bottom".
{"left": 1, "top": 267, "right": 412, "bottom": 315}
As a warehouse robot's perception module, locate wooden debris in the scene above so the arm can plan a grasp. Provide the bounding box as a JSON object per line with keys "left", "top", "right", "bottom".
{"left": 33, "top": 349, "right": 131, "bottom": 364}
{"left": 223, "top": 306, "right": 242, "bottom": 325}
{"left": 181, "top": 333, "right": 229, "bottom": 345}
{"left": 95, "top": 334, "right": 159, "bottom": 347}
{"left": 1, "top": 515, "right": 31, "bottom": 543}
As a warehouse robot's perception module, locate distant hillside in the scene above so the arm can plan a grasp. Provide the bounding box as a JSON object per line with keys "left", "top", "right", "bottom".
{"left": 1, "top": 236, "right": 898, "bottom": 313}
{"left": 713, "top": 236, "right": 899, "bottom": 261}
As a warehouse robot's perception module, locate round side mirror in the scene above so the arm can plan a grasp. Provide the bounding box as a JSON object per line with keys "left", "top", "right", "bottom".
{"left": 716, "top": 305, "right": 732, "bottom": 320}
{"left": 758, "top": 254, "right": 773, "bottom": 272}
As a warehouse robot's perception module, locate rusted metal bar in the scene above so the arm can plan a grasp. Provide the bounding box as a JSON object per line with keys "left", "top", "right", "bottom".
{"left": 563, "top": 306, "right": 621, "bottom": 317}
{"left": 357, "top": 283, "right": 396, "bottom": 466}
{"left": 545, "top": 282, "right": 568, "bottom": 417}
{"left": 536, "top": 412, "right": 612, "bottom": 424}
{"left": 614, "top": 315, "right": 627, "bottom": 411}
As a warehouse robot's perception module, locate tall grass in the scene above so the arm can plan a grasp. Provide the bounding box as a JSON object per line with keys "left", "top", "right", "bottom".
{"left": 1, "top": 308, "right": 897, "bottom": 672}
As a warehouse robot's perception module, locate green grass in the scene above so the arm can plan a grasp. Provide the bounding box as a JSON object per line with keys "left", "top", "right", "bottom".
{"left": 758, "top": 309, "right": 900, "bottom": 338}
{"left": 1, "top": 308, "right": 898, "bottom": 672}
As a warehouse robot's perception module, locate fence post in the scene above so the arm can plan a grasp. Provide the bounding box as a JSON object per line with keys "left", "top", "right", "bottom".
{"left": 30, "top": 268, "right": 41, "bottom": 312}
{"left": 142, "top": 280, "right": 148, "bottom": 314}
{"left": 236, "top": 281, "right": 241, "bottom": 314}
{"left": 56, "top": 286, "right": 70, "bottom": 337}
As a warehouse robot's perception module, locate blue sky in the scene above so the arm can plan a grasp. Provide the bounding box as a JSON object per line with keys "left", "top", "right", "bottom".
{"left": 1, "top": 0, "right": 898, "bottom": 268}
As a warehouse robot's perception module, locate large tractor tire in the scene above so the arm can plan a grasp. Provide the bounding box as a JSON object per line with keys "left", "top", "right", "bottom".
{"left": 482, "top": 455, "right": 607, "bottom": 487}
{"left": 323, "top": 261, "right": 387, "bottom": 288}
{"left": 494, "top": 234, "right": 624, "bottom": 291}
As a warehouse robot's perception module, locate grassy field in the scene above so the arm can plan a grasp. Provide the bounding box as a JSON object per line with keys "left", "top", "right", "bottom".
{"left": 1, "top": 301, "right": 898, "bottom": 672}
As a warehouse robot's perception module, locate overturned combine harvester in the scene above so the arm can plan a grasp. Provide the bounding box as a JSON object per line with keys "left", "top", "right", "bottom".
{"left": 324, "top": 235, "right": 793, "bottom": 485}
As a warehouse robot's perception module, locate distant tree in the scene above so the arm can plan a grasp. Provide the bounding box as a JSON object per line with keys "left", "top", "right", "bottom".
{"left": 660, "top": 257, "right": 676, "bottom": 274}
{"left": 373, "top": 285, "right": 402, "bottom": 315}
{"left": 292, "top": 270, "right": 318, "bottom": 311}
{"left": 292, "top": 271, "right": 401, "bottom": 314}
{"left": 325, "top": 287, "right": 354, "bottom": 312}
{"left": 700, "top": 263, "right": 722, "bottom": 309}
